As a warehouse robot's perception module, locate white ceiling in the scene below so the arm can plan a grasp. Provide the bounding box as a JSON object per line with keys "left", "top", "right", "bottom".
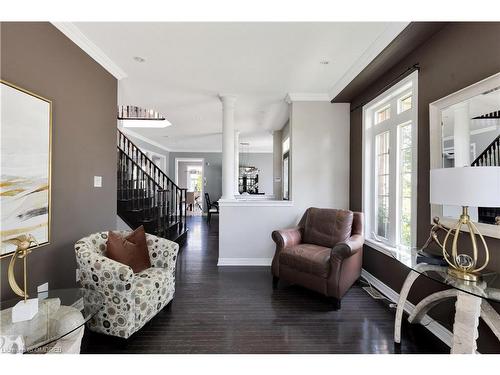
{"left": 69, "top": 22, "right": 407, "bottom": 152}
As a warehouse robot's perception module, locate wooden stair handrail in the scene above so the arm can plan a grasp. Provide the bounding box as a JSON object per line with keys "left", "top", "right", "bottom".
{"left": 117, "top": 129, "right": 184, "bottom": 192}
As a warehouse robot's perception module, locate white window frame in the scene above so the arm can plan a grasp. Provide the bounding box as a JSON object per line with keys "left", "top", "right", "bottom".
{"left": 362, "top": 71, "right": 418, "bottom": 257}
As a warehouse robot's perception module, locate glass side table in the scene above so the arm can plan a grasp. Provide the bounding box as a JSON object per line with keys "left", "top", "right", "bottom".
{"left": 0, "top": 288, "right": 103, "bottom": 354}
{"left": 393, "top": 249, "right": 500, "bottom": 354}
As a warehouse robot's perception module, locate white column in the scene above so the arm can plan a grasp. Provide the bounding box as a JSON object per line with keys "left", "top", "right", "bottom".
{"left": 450, "top": 102, "right": 478, "bottom": 220}
{"left": 234, "top": 130, "right": 240, "bottom": 196}
{"left": 220, "top": 95, "right": 237, "bottom": 200}
{"left": 453, "top": 102, "right": 471, "bottom": 167}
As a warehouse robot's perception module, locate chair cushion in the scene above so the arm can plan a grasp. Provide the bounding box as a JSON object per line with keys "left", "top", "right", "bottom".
{"left": 279, "top": 244, "right": 331, "bottom": 278}
{"left": 303, "top": 208, "right": 353, "bottom": 248}
{"left": 106, "top": 226, "right": 151, "bottom": 273}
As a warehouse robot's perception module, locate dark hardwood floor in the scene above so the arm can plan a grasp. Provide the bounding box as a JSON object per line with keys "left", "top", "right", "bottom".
{"left": 81, "top": 216, "right": 448, "bottom": 354}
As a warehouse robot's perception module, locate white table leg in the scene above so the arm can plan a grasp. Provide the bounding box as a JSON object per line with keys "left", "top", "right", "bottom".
{"left": 451, "top": 291, "right": 482, "bottom": 354}
{"left": 394, "top": 264, "right": 446, "bottom": 344}
{"left": 408, "top": 289, "right": 458, "bottom": 324}
{"left": 394, "top": 270, "right": 420, "bottom": 343}
{"left": 480, "top": 300, "right": 500, "bottom": 341}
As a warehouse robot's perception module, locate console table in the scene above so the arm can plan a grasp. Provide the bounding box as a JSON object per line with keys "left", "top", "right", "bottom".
{"left": 394, "top": 250, "right": 500, "bottom": 354}
{"left": 0, "top": 288, "right": 102, "bottom": 354}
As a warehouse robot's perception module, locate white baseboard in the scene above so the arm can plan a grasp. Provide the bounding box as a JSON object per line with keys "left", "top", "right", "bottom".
{"left": 217, "top": 258, "right": 272, "bottom": 266}
{"left": 361, "top": 269, "right": 453, "bottom": 349}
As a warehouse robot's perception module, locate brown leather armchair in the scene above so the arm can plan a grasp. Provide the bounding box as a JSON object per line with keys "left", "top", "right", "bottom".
{"left": 271, "top": 207, "right": 364, "bottom": 309}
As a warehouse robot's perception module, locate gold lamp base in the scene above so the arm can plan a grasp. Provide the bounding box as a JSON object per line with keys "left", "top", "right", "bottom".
{"left": 434, "top": 207, "right": 489, "bottom": 284}
{"left": 446, "top": 267, "right": 479, "bottom": 282}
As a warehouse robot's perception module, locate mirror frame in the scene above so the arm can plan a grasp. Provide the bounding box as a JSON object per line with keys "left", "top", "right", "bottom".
{"left": 429, "top": 71, "right": 500, "bottom": 239}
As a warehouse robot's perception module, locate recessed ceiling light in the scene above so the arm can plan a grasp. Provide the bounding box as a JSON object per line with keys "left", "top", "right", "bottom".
{"left": 319, "top": 60, "right": 330, "bottom": 65}
{"left": 133, "top": 56, "right": 146, "bottom": 63}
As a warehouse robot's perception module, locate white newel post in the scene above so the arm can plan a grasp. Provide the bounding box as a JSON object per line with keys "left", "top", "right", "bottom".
{"left": 234, "top": 130, "right": 240, "bottom": 196}
{"left": 220, "top": 95, "right": 237, "bottom": 200}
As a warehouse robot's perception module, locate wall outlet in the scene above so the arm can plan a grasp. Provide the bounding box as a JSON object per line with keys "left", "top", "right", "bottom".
{"left": 93, "top": 175, "right": 102, "bottom": 187}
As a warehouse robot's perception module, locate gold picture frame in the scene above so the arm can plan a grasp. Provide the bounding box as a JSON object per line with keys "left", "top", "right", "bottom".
{"left": 0, "top": 80, "right": 53, "bottom": 259}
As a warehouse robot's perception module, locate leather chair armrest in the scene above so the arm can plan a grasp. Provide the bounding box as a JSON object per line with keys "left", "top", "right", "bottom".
{"left": 331, "top": 234, "right": 364, "bottom": 260}
{"left": 271, "top": 227, "right": 303, "bottom": 250}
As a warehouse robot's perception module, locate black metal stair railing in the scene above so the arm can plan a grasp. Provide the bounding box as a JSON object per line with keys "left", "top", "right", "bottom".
{"left": 117, "top": 130, "right": 187, "bottom": 239}
{"left": 471, "top": 134, "right": 500, "bottom": 167}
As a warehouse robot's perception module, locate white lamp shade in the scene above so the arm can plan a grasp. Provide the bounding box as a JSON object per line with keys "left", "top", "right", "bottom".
{"left": 430, "top": 167, "right": 500, "bottom": 207}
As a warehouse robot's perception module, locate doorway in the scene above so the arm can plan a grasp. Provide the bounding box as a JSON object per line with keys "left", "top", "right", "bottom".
{"left": 175, "top": 158, "right": 204, "bottom": 216}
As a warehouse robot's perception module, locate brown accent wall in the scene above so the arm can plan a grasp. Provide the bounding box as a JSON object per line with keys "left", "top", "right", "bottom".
{"left": 342, "top": 22, "right": 500, "bottom": 353}
{"left": 0, "top": 22, "right": 117, "bottom": 300}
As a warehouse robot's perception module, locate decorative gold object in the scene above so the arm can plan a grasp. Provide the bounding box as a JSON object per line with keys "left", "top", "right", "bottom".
{"left": 432, "top": 210, "right": 489, "bottom": 282}
{"left": 7, "top": 234, "right": 38, "bottom": 300}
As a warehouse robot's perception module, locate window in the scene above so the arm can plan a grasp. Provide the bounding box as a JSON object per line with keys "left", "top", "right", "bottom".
{"left": 398, "top": 93, "right": 412, "bottom": 113}
{"left": 375, "top": 105, "right": 391, "bottom": 124}
{"left": 282, "top": 137, "right": 290, "bottom": 200}
{"left": 363, "top": 72, "right": 418, "bottom": 254}
{"left": 282, "top": 137, "right": 290, "bottom": 154}
{"left": 283, "top": 152, "right": 290, "bottom": 200}
{"left": 375, "top": 131, "right": 390, "bottom": 239}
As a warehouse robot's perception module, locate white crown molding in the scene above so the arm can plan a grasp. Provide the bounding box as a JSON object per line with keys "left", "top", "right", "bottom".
{"left": 52, "top": 22, "right": 127, "bottom": 80}
{"left": 120, "top": 128, "right": 172, "bottom": 153}
{"left": 285, "top": 93, "right": 331, "bottom": 103}
{"left": 329, "top": 22, "right": 409, "bottom": 100}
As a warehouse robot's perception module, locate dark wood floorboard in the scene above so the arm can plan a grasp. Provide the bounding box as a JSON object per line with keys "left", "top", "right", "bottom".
{"left": 81, "top": 216, "right": 448, "bottom": 354}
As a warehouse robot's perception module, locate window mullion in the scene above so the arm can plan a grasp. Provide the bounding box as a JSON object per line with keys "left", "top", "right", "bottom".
{"left": 388, "top": 118, "right": 399, "bottom": 247}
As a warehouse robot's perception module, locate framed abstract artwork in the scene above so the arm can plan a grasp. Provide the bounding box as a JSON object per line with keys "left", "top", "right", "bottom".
{"left": 0, "top": 80, "right": 52, "bottom": 257}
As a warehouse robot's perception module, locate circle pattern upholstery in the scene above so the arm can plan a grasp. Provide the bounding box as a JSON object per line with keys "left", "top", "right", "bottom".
{"left": 75, "top": 231, "right": 179, "bottom": 338}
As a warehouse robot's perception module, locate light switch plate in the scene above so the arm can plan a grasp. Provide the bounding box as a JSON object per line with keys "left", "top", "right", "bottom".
{"left": 94, "top": 176, "right": 102, "bottom": 187}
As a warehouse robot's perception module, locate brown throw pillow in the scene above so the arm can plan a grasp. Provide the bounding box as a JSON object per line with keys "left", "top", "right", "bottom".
{"left": 106, "top": 226, "right": 151, "bottom": 273}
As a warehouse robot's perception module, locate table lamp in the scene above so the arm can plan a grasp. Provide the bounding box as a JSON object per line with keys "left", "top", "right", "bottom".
{"left": 430, "top": 166, "right": 500, "bottom": 281}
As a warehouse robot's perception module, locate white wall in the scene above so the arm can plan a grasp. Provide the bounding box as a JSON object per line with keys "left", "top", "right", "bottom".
{"left": 291, "top": 102, "right": 350, "bottom": 213}
{"left": 244, "top": 153, "right": 273, "bottom": 194}
{"left": 218, "top": 202, "right": 297, "bottom": 265}
{"left": 122, "top": 130, "right": 170, "bottom": 175}
{"left": 219, "top": 102, "right": 350, "bottom": 265}
{"left": 116, "top": 216, "right": 132, "bottom": 230}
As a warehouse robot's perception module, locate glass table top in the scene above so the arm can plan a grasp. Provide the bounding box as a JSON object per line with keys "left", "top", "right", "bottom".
{"left": 388, "top": 248, "right": 500, "bottom": 303}
{"left": 0, "top": 288, "right": 103, "bottom": 353}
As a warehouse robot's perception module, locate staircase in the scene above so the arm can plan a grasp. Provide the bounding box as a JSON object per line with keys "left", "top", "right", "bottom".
{"left": 471, "top": 133, "right": 500, "bottom": 224}
{"left": 117, "top": 130, "right": 188, "bottom": 245}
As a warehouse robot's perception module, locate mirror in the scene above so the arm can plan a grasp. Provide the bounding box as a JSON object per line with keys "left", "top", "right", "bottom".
{"left": 430, "top": 72, "right": 500, "bottom": 238}
{"left": 440, "top": 87, "right": 500, "bottom": 224}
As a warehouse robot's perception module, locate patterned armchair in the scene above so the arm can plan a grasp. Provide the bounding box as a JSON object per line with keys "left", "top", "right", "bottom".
{"left": 74, "top": 231, "right": 179, "bottom": 338}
